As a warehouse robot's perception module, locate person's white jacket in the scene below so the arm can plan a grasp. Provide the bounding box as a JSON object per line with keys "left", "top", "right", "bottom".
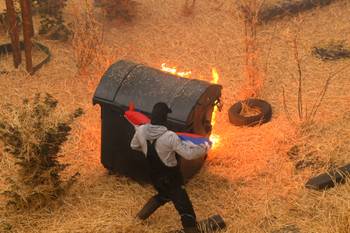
{"left": 130, "top": 124, "right": 208, "bottom": 167}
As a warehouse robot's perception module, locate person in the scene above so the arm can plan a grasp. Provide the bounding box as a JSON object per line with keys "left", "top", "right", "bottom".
{"left": 130, "top": 102, "right": 210, "bottom": 233}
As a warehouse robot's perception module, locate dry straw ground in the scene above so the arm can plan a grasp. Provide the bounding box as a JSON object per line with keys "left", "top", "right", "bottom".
{"left": 0, "top": 0, "right": 350, "bottom": 233}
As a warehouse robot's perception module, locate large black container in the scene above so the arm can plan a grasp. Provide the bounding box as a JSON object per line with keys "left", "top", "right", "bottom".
{"left": 93, "top": 60, "right": 222, "bottom": 183}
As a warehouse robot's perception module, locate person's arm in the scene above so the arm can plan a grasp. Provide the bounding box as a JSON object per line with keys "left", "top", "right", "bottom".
{"left": 130, "top": 126, "right": 142, "bottom": 151}
{"left": 169, "top": 132, "right": 209, "bottom": 160}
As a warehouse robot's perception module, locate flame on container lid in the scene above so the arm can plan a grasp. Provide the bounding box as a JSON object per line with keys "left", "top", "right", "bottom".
{"left": 161, "top": 63, "right": 192, "bottom": 78}
{"left": 161, "top": 63, "right": 221, "bottom": 149}
{"left": 209, "top": 68, "right": 221, "bottom": 149}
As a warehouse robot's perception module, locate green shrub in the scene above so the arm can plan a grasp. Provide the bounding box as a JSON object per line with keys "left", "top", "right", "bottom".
{"left": 1, "top": 0, "right": 70, "bottom": 40}
{"left": 32, "top": 0, "right": 70, "bottom": 40}
{"left": 0, "top": 93, "right": 83, "bottom": 210}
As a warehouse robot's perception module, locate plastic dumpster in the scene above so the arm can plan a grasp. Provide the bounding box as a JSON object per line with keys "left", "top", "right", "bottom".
{"left": 93, "top": 60, "right": 222, "bottom": 183}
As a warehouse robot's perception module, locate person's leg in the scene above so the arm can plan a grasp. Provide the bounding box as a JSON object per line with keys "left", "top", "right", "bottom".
{"left": 137, "top": 177, "right": 171, "bottom": 220}
{"left": 169, "top": 185, "right": 199, "bottom": 231}
{"left": 136, "top": 194, "right": 169, "bottom": 220}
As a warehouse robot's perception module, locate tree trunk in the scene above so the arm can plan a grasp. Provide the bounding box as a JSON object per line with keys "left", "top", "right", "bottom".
{"left": 19, "top": 0, "right": 33, "bottom": 74}
{"left": 5, "top": 0, "right": 21, "bottom": 68}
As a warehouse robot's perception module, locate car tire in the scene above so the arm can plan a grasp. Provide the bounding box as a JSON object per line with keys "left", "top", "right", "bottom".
{"left": 228, "top": 98, "right": 272, "bottom": 126}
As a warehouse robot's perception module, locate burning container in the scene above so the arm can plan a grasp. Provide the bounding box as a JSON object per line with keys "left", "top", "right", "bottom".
{"left": 93, "top": 60, "right": 222, "bottom": 183}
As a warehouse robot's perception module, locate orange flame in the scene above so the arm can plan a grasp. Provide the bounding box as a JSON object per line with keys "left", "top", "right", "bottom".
{"left": 161, "top": 63, "right": 192, "bottom": 78}
{"left": 211, "top": 68, "right": 219, "bottom": 84}
{"left": 209, "top": 68, "right": 221, "bottom": 148}
{"left": 161, "top": 64, "right": 221, "bottom": 148}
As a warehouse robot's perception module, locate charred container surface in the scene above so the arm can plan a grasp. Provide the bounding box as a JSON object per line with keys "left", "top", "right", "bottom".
{"left": 93, "top": 60, "right": 222, "bottom": 183}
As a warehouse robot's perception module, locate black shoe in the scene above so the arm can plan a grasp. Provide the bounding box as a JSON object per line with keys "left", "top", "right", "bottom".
{"left": 167, "top": 227, "right": 201, "bottom": 233}
{"left": 183, "top": 227, "right": 201, "bottom": 233}
{"left": 136, "top": 196, "right": 164, "bottom": 220}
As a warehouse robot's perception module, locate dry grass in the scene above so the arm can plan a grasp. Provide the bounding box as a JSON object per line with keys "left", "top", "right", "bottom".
{"left": 182, "top": 0, "right": 197, "bottom": 16}
{"left": 1, "top": 0, "right": 350, "bottom": 232}
{"left": 71, "top": 2, "right": 105, "bottom": 74}
{"left": 281, "top": 26, "right": 350, "bottom": 127}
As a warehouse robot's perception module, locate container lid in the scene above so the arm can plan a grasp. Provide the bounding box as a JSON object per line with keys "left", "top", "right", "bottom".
{"left": 93, "top": 60, "right": 222, "bottom": 124}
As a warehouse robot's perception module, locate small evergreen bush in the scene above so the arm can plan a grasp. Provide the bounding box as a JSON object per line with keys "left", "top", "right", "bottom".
{"left": 0, "top": 93, "right": 83, "bottom": 210}
{"left": 32, "top": 0, "right": 70, "bottom": 40}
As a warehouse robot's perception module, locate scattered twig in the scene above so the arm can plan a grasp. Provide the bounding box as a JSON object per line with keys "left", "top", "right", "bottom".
{"left": 282, "top": 86, "right": 295, "bottom": 125}
{"left": 309, "top": 65, "right": 350, "bottom": 121}
{"left": 282, "top": 27, "right": 350, "bottom": 126}
{"left": 263, "top": 24, "right": 277, "bottom": 74}
{"left": 292, "top": 36, "right": 303, "bottom": 121}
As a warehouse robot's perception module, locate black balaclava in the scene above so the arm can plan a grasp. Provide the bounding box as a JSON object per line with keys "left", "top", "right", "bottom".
{"left": 151, "top": 102, "right": 172, "bottom": 126}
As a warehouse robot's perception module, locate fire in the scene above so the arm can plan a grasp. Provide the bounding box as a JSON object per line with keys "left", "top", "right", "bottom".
{"left": 161, "top": 63, "right": 221, "bottom": 149}
{"left": 211, "top": 68, "right": 219, "bottom": 84}
{"left": 161, "top": 63, "right": 192, "bottom": 78}
{"left": 210, "top": 68, "right": 219, "bottom": 128}
{"left": 209, "top": 68, "right": 221, "bottom": 149}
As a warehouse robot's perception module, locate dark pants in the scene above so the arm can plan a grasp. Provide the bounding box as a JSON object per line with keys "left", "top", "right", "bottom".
{"left": 152, "top": 175, "right": 197, "bottom": 228}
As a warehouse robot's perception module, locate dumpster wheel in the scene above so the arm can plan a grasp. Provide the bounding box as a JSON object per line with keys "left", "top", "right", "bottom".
{"left": 228, "top": 98, "right": 272, "bottom": 126}
{"left": 0, "top": 41, "right": 51, "bottom": 75}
